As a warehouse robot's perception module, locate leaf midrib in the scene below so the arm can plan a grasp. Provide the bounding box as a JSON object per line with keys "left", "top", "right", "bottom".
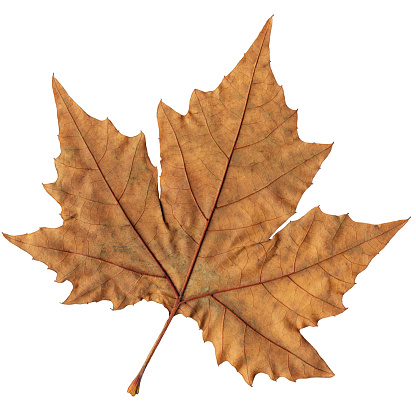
{"left": 177, "top": 20, "right": 272, "bottom": 300}
{"left": 180, "top": 221, "right": 405, "bottom": 304}
{"left": 211, "top": 295, "right": 333, "bottom": 375}
{"left": 53, "top": 79, "right": 178, "bottom": 297}
{"left": 5, "top": 236, "right": 167, "bottom": 280}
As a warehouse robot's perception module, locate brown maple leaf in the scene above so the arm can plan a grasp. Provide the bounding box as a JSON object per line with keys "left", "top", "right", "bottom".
{"left": 4, "top": 17, "right": 408, "bottom": 396}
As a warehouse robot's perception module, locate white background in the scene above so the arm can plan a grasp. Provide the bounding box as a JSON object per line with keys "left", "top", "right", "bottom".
{"left": 0, "top": 1, "right": 415, "bottom": 415}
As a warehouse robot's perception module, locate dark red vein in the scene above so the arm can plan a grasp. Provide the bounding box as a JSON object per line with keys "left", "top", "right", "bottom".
{"left": 261, "top": 283, "right": 315, "bottom": 326}
{"left": 53, "top": 79, "right": 178, "bottom": 297}
{"left": 194, "top": 90, "right": 229, "bottom": 158}
{"left": 207, "top": 215, "right": 285, "bottom": 232}
{"left": 234, "top": 107, "right": 295, "bottom": 150}
{"left": 216, "top": 145, "right": 332, "bottom": 209}
{"left": 69, "top": 268, "right": 125, "bottom": 302}
{"left": 45, "top": 186, "right": 118, "bottom": 206}
{"left": 332, "top": 214, "right": 348, "bottom": 242}
{"left": 293, "top": 210, "right": 316, "bottom": 271}
{"left": 316, "top": 263, "right": 352, "bottom": 284}
{"left": 177, "top": 20, "right": 272, "bottom": 301}
{"left": 210, "top": 295, "right": 332, "bottom": 374}
{"left": 287, "top": 274, "right": 343, "bottom": 310}
{"left": 117, "top": 135, "right": 142, "bottom": 201}
{"left": 160, "top": 103, "right": 208, "bottom": 221}
{"left": 114, "top": 274, "right": 143, "bottom": 310}
{"left": 133, "top": 178, "right": 152, "bottom": 227}
{"left": 4, "top": 236, "right": 167, "bottom": 281}
{"left": 179, "top": 221, "right": 406, "bottom": 304}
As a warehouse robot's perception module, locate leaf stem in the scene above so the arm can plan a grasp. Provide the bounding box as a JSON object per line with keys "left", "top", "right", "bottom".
{"left": 127, "top": 299, "right": 180, "bottom": 396}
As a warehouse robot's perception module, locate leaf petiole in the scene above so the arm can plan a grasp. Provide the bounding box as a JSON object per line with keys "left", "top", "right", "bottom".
{"left": 127, "top": 299, "right": 180, "bottom": 396}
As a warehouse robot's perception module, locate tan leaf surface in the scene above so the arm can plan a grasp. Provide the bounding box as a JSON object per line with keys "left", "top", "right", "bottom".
{"left": 4, "top": 17, "right": 407, "bottom": 394}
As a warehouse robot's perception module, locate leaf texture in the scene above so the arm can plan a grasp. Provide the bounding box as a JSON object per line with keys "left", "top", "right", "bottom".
{"left": 4, "top": 17, "right": 407, "bottom": 391}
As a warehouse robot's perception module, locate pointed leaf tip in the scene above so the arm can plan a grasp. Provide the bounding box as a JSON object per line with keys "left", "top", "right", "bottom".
{"left": 3, "top": 233, "right": 13, "bottom": 242}
{"left": 264, "top": 15, "right": 273, "bottom": 30}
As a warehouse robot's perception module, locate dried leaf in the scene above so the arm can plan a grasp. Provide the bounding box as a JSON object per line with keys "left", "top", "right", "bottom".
{"left": 4, "top": 17, "right": 407, "bottom": 395}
